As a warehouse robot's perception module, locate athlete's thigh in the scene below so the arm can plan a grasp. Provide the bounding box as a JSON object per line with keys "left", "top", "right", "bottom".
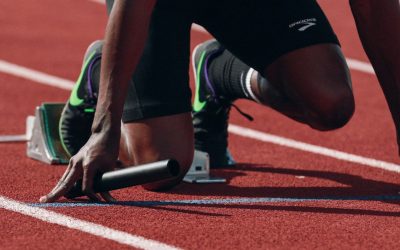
{"left": 196, "top": 0, "right": 342, "bottom": 75}
{"left": 196, "top": 0, "right": 352, "bottom": 111}
{"left": 118, "top": 1, "right": 196, "bottom": 186}
{"left": 106, "top": 0, "right": 192, "bottom": 116}
{"left": 122, "top": 0, "right": 194, "bottom": 121}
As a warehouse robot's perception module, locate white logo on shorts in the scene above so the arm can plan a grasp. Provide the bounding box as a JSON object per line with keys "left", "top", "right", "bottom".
{"left": 289, "top": 18, "right": 317, "bottom": 32}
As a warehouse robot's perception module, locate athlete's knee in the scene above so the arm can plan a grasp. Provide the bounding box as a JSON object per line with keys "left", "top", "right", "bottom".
{"left": 312, "top": 90, "right": 355, "bottom": 131}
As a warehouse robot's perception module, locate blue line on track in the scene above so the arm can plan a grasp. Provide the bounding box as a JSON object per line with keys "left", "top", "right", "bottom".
{"left": 28, "top": 195, "right": 400, "bottom": 208}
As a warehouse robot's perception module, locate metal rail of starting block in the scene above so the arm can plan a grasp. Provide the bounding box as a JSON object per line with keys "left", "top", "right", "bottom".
{"left": 19, "top": 103, "right": 225, "bottom": 183}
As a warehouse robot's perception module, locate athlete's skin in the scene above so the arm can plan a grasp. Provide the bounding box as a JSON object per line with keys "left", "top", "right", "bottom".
{"left": 40, "top": 0, "right": 400, "bottom": 203}
{"left": 349, "top": 0, "right": 400, "bottom": 151}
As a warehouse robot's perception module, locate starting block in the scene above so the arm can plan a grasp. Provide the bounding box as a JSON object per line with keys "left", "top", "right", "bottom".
{"left": 25, "top": 103, "right": 226, "bottom": 184}
{"left": 26, "top": 103, "right": 70, "bottom": 164}
{"left": 183, "top": 150, "right": 226, "bottom": 183}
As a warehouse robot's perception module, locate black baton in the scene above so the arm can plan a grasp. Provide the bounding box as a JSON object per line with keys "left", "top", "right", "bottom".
{"left": 65, "top": 159, "right": 180, "bottom": 198}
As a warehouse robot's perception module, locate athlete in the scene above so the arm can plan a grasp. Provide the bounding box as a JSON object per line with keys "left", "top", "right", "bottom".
{"left": 40, "top": 0, "right": 399, "bottom": 202}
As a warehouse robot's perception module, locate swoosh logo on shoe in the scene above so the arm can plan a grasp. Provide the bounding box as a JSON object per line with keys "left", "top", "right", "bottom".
{"left": 193, "top": 51, "right": 207, "bottom": 112}
{"left": 69, "top": 82, "right": 84, "bottom": 106}
{"left": 69, "top": 51, "right": 97, "bottom": 106}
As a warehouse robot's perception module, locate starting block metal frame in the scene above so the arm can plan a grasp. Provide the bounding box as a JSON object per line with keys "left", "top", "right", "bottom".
{"left": 24, "top": 103, "right": 225, "bottom": 184}
{"left": 183, "top": 151, "right": 226, "bottom": 183}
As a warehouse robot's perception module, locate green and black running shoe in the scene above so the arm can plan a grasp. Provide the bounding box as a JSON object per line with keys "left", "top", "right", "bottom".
{"left": 192, "top": 40, "right": 236, "bottom": 168}
{"left": 59, "top": 40, "right": 103, "bottom": 156}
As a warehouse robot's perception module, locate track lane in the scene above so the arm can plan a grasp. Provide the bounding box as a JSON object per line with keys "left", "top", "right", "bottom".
{"left": 1, "top": 0, "right": 400, "bottom": 249}
{"left": 1, "top": 71, "right": 399, "bottom": 248}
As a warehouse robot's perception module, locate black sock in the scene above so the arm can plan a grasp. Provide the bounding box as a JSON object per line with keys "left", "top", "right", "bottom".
{"left": 208, "top": 50, "right": 257, "bottom": 102}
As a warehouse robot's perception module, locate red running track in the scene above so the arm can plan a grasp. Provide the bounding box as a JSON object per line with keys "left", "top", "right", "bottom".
{"left": 0, "top": 0, "right": 400, "bottom": 249}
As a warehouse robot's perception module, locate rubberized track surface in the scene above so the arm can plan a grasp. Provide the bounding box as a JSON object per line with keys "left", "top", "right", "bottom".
{"left": 1, "top": 0, "right": 400, "bottom": 249}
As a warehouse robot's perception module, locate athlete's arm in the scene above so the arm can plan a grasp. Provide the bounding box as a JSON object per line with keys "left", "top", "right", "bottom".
{"left": 350, "top": 0, "right": 400, "bottom": 152}
{"left": 39, "top": 0, "right": 156, "bottom": 203}
{"left": 96, "top": 0, "right": 155, "bottom": 133}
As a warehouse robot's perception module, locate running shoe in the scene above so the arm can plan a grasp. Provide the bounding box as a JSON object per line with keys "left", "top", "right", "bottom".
{"left": 59, "top": 40, "right": 103, "bottom": 156}
{"left": 192, "top": 39, "right": 236, "bottom": 168}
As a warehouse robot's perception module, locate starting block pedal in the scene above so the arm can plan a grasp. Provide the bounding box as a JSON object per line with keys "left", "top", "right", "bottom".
{"left": 27, "top": 103, "right": 70, "bottom": 164}
{"left": 26, "top": 102, "right": 226, "bottom": 183}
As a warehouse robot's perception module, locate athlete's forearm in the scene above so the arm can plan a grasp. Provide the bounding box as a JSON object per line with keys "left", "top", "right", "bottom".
{"left": 350, "top": 0, "right": 400, "bottom": 147}
{"left": 93, "top": 0, "right": 156, "bottom": 133}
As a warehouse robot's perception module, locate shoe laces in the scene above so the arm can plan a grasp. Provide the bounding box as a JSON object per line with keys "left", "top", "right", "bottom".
{"left": 231, "top": 103, "right": 254, "bottom": 121}
{"left": 210, "top": 97, "right": 254, "bottom": 135}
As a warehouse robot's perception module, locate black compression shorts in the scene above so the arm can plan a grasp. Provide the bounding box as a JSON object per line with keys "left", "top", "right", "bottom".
{"left": 117, "top": 0, "right": 340, "bottom": 122}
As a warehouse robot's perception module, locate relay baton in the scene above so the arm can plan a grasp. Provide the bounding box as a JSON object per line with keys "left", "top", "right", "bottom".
{"left": 65, "top": 159, "right": 180, "bottom": 198}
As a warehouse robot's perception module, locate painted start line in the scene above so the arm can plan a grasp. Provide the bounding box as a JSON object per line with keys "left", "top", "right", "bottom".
{"left": 29, "top": 194, "right": 400, "bottom": 208}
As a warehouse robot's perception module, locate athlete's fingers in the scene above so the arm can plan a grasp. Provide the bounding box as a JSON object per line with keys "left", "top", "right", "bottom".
{"left": 39, "top": 161, "right": 74, "bottom": 202}
{"left": 57, "top": 164, "right": 72, "bottom": 184}
{"left": 46, "top": 169, "right": 71, "bottom": 196}
{"left": 81, "top": 163, "right": 96, "bottom": 194}
{"left": 100, "top": 192, "right": 117, "bottom": 202}
{"left": 47, "top": 159, "right": 78, "bottom": 194}
{"left": 39, "top": 164, "right": 82, "bottom": 203}
{"left": 86, "top": 192, "right": 103, "bottom": 202}
{"left": 82, "top": 162, "right": 104, "bottom": 202}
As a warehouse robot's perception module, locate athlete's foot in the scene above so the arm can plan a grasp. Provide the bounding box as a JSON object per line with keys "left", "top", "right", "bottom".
{"left": 59, "top": 40, "right": 103, "bottom": 156}
{"left": 192, "top": 40, "right": 236, "bottom": 168}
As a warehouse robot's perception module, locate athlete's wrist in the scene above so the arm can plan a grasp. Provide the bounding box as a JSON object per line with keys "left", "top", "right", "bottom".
{"left": 91, "top": 107, "right": 121, "bottom": 134}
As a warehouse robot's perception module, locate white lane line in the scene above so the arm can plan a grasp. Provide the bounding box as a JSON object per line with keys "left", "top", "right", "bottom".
{"left": 0, "top": 60, "right": 74, "bottom": 90}
{"left": 89, "top": 0, "right": 105, "bottom": 4}
{"left": 0, "top": 59, "right": 398, "bottom": 172}
{"left": 229, "top": 125, "right": 400, "bottom": 173}
{"left": 0, "top": 134, "right": 27, "bottom": 142}
{"left": 346, "top": 58, "right": 375, "bottom": 75}
{"left": 0, "top": 196, "right": 181, "bottom": 250}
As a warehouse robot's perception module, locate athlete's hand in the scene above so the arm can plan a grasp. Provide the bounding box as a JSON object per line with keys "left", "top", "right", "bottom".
{"left": 39, "top": 131, "right": 120, "bottom": 203}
